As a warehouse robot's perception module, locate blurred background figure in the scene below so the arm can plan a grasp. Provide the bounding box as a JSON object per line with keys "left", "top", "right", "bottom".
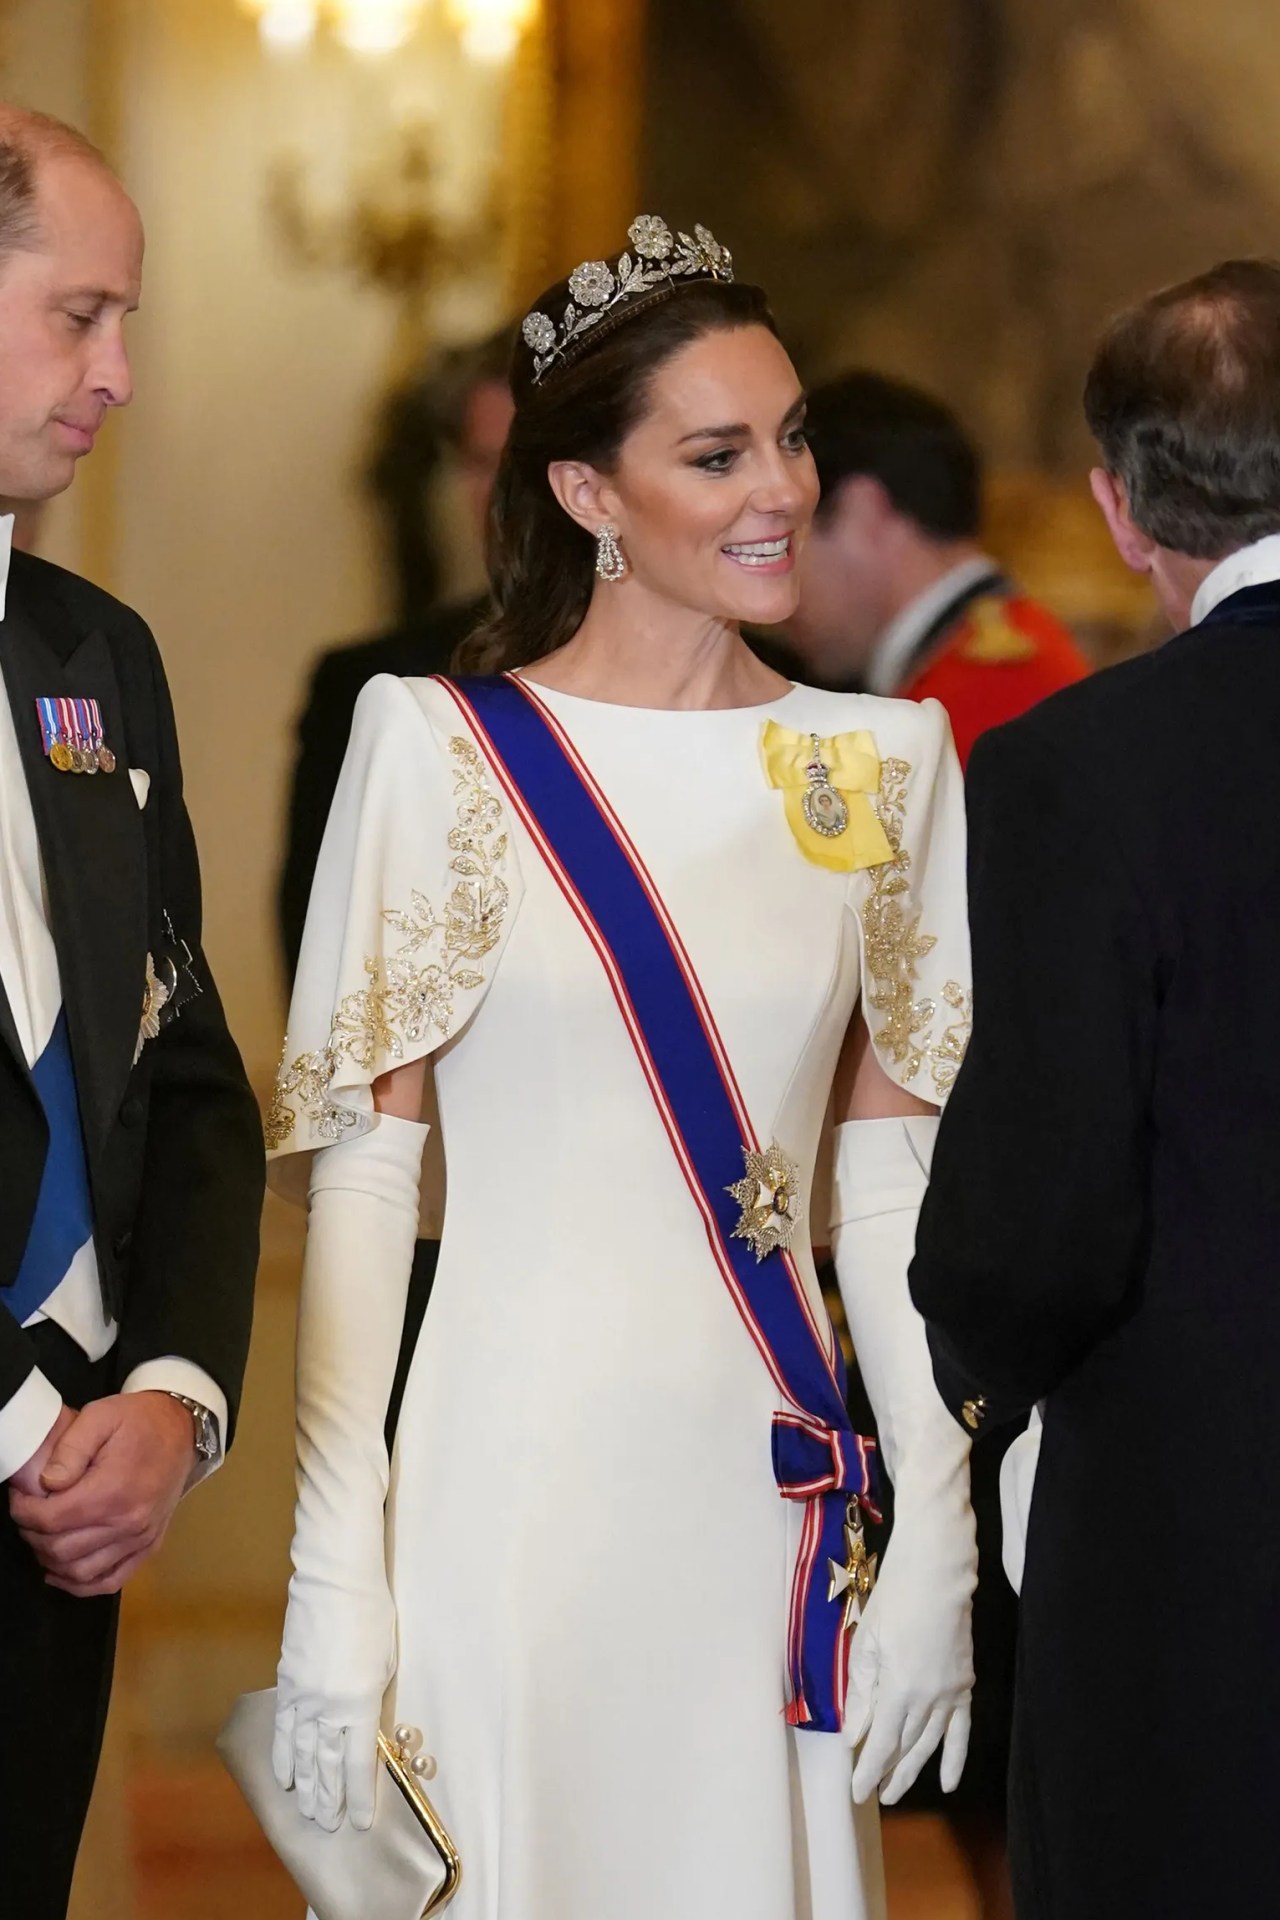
{"left": 277, "top": 326, "right": 513, "bottom": 985}
{"left": 275, "top": 325, "right": 513, "bottom": 1456}
{"left": 787, "top": 373, "right": 1090, "bottom": 765}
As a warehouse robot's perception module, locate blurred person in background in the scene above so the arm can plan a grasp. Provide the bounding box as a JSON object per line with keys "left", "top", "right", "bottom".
{"left": 786, "top": 372, "right": 1088, "bottom": 767}
{"left": 276, "top": 329, "right": 512, "bottom": 1448}
{"left": 913, "top": 257, "right": 1280, "bottom": 1919}
{"left": 277, "top": 326, "right": 514, "bottom": 984}
{"left": 0, "top": 107, "right": 261, "bottom": 1919}
{"left": 786, "top": 371, "right": 1090, "bottom": 1920}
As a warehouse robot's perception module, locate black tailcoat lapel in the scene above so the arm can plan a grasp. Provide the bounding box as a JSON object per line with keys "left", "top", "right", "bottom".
{"left": 0, "top": 601, "right": 147, "bottom": 1157}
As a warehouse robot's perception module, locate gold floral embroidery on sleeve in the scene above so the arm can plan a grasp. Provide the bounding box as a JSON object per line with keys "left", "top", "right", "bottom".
{"left": 266, "top": 737, "right": 508, "bottom": 1151}
{"left": 859, "top": 757, "right": 971, "bottom": 1097}
{"left": 928, "top": 980, "right": 973, "bottom": 1096}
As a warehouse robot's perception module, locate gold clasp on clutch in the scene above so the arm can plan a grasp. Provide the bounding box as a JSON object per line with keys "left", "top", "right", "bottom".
{"left": 377, "top": 1724, "right": 463, "bottom": 1916}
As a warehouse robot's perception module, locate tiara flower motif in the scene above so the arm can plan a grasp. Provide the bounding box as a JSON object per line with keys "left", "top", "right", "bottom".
{"left": 521, "top": 215, "right": 735, "bottom": 385}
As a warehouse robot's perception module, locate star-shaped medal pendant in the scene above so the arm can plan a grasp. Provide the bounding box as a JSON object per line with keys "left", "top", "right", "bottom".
{"left": 828, "top": 1498, "right": 878, "bottom": 1639}
{"left": 727, "top": 1141, "right": 804, "bottom": 1261}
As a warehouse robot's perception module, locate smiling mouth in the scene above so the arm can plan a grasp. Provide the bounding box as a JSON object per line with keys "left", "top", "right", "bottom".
{"left": 722, "top": 536, "right": 793, "bottom": 569}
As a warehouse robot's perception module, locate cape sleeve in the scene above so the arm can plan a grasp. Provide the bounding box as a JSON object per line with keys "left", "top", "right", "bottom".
{"left": 848, "top": 696, "right": 971, "bottom": 1106}
{"left": 265, "top": 674, "right": 521, "bottom": 1200}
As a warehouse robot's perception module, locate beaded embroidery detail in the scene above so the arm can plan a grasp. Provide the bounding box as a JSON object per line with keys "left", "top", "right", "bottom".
{"left": 860, "top": 757, "right": 971, "bottom": 1097}
{"left": 266, "top": 737, "right": 508, "bottom": 1150}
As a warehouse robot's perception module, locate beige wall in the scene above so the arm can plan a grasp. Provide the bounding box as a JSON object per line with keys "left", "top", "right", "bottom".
{"left": 12, "top": 0, "right": 511, "bottom": 1089}
{"left": 5, "top": 0, "right": 515, "bottom": 1770}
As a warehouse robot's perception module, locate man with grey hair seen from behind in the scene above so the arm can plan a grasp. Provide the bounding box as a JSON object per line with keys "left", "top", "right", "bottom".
{"left": 0, "top": 107, "right": 262, "bottom": 1919}
{"left": 910, "top": 256, "right": 1280, "bottom": 1918}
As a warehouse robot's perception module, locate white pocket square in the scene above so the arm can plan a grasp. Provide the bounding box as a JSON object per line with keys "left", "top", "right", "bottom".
{"left": 999, "top": 1403, "right": 1043, "bottom": 1595}
{"left": 129, "top": 767, "right": 150, "bottom": 810}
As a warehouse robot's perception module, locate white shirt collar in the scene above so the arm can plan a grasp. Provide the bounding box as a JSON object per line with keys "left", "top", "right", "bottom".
{"left": 1190, "top": 532, "right": 1280, "bottom": 627}
{"left": 866, "top": 554, "right": 1002, "bottom": 696}
{"left": 0, "top": 514, "right": 13, "bottom": 622}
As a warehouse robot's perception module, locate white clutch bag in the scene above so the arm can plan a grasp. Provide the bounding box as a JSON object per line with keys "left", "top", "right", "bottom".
{"left": 217, "top": 1689, "right": 462, "bottom": 1920}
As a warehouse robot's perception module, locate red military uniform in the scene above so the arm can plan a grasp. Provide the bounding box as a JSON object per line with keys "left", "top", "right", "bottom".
{"left": 902, "top": 583, "right": 1089, "bottom": 769}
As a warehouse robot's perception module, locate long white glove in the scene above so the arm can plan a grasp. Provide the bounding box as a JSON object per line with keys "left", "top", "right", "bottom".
{"left": 272, "top": 1113, "right": 427, "bottom": 1833}
{"left": 831, "top": 1114, "right": 976, "bottom": 1806}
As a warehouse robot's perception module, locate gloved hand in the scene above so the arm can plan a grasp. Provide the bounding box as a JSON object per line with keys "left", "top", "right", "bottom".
{"left": 830, "top": 1114, "right": 977, "bottom": 1806}
{"left": 272, "top": 1113, "right": 427, "bottom": 1832}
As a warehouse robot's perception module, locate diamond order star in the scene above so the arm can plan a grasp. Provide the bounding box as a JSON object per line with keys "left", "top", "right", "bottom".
{"left": 727, "top": 1142, "right": 804, "bottom": 1261}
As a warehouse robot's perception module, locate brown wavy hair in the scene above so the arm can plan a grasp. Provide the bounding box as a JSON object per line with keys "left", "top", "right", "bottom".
{"left": 454, "top": 265, "right": 777, "bottom": 675}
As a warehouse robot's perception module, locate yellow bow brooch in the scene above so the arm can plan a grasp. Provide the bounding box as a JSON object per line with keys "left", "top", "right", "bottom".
{"left": 761, "top": 721, "right": 895, "bottom": 873}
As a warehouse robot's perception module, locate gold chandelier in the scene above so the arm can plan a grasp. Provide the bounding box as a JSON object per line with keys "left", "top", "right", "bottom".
{"left": 239, "top": 0, "right": 538, "bottom": 58}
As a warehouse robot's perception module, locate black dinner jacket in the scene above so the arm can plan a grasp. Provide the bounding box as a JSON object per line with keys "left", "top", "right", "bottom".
{"left": 277, "top": 594, "right": 488, "bottom": 985}
{"left": 0, "top": 550, "right": 263, "bottom": 1440}
{"left": 908, "top": 577, "right": 1280, "bottom": 1915}
{"left": 909, "top": 580, "right": 1280, "bottom": 1420}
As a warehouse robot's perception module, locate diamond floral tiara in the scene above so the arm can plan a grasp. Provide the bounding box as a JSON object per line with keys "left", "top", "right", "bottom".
{"left": 521, "top": 215, "right": 734, "bottom": 386}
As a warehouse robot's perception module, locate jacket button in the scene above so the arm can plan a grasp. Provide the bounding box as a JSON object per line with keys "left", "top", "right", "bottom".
{"left": 120, "top": 1096, "right": 145, "bottom": 1128}
{"left": 962, "top": 1396, "right": 989, "bottom": 1431}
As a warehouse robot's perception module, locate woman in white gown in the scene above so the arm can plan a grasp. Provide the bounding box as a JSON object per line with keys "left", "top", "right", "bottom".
{"left": 267, "top": 217, "right": 977, "bottom": 1920}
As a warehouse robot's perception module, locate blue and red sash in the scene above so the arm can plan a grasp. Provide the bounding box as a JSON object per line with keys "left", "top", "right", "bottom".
{"left": 443, "top": 672, "right": 878, "bottom": 1734}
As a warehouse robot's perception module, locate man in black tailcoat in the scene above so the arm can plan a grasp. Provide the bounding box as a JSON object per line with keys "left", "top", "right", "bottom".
{"left": 911, "top": 257, "right": 1280, "bottom": 1919}
{"left": 0, "top": 109, "right": 262, "bottom": 1918}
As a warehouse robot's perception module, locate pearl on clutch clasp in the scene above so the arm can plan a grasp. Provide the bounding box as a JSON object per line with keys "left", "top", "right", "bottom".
{"left": 390, "top": 1722, "right": 438, "bottom": 1778}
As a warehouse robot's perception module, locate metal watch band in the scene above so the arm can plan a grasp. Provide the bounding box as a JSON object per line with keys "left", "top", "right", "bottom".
{"left": 166, "top": 1391, "right": 219, "bottom": 1462}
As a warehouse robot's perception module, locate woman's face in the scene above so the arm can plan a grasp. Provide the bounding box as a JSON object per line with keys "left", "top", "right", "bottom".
{"left": 594, "top": 324, "right": 819, "bottom": 627}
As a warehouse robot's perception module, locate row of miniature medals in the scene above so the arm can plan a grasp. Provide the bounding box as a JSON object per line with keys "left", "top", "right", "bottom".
{"left": 36, "top": 695, "right": 117, "bottom": 775}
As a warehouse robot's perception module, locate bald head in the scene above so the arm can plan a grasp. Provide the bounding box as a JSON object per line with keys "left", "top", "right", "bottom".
{"left": 0, "top": 105, "right": 118, "bottom": 267}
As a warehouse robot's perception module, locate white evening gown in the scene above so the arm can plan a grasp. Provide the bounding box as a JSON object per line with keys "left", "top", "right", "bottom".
{"left": 269, "top": 672, "right": 969, "bottom": 1920}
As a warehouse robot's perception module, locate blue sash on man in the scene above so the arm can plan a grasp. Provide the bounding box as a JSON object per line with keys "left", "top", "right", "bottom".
{"left": 445, "top": 672, "right": 878, "bottom": 1735}
{"left": 7, "top": 1009, "right": 95, "bottom": 1325}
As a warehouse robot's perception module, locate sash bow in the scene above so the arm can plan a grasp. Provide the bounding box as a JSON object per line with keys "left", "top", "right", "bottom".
{"left": 773, "top": 1411, "right": 878, "bottom": 1504}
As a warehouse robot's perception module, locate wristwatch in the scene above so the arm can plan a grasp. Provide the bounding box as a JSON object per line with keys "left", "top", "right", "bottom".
{"left": 166, "top": 1392, "right": 220, "bottom": 1464}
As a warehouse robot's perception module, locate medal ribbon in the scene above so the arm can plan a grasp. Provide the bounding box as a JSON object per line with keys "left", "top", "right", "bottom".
{"left": 35, "top": 697, "right": 62, "bottom": 759}
{"left": 760, "top": 721, "right": 894, "bottom": 873}
{"left": 445, "top": 673, "right": 879, "bottom": 1734}
{"left": 35, "top": 696, "right": 111, "bottom": 769}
